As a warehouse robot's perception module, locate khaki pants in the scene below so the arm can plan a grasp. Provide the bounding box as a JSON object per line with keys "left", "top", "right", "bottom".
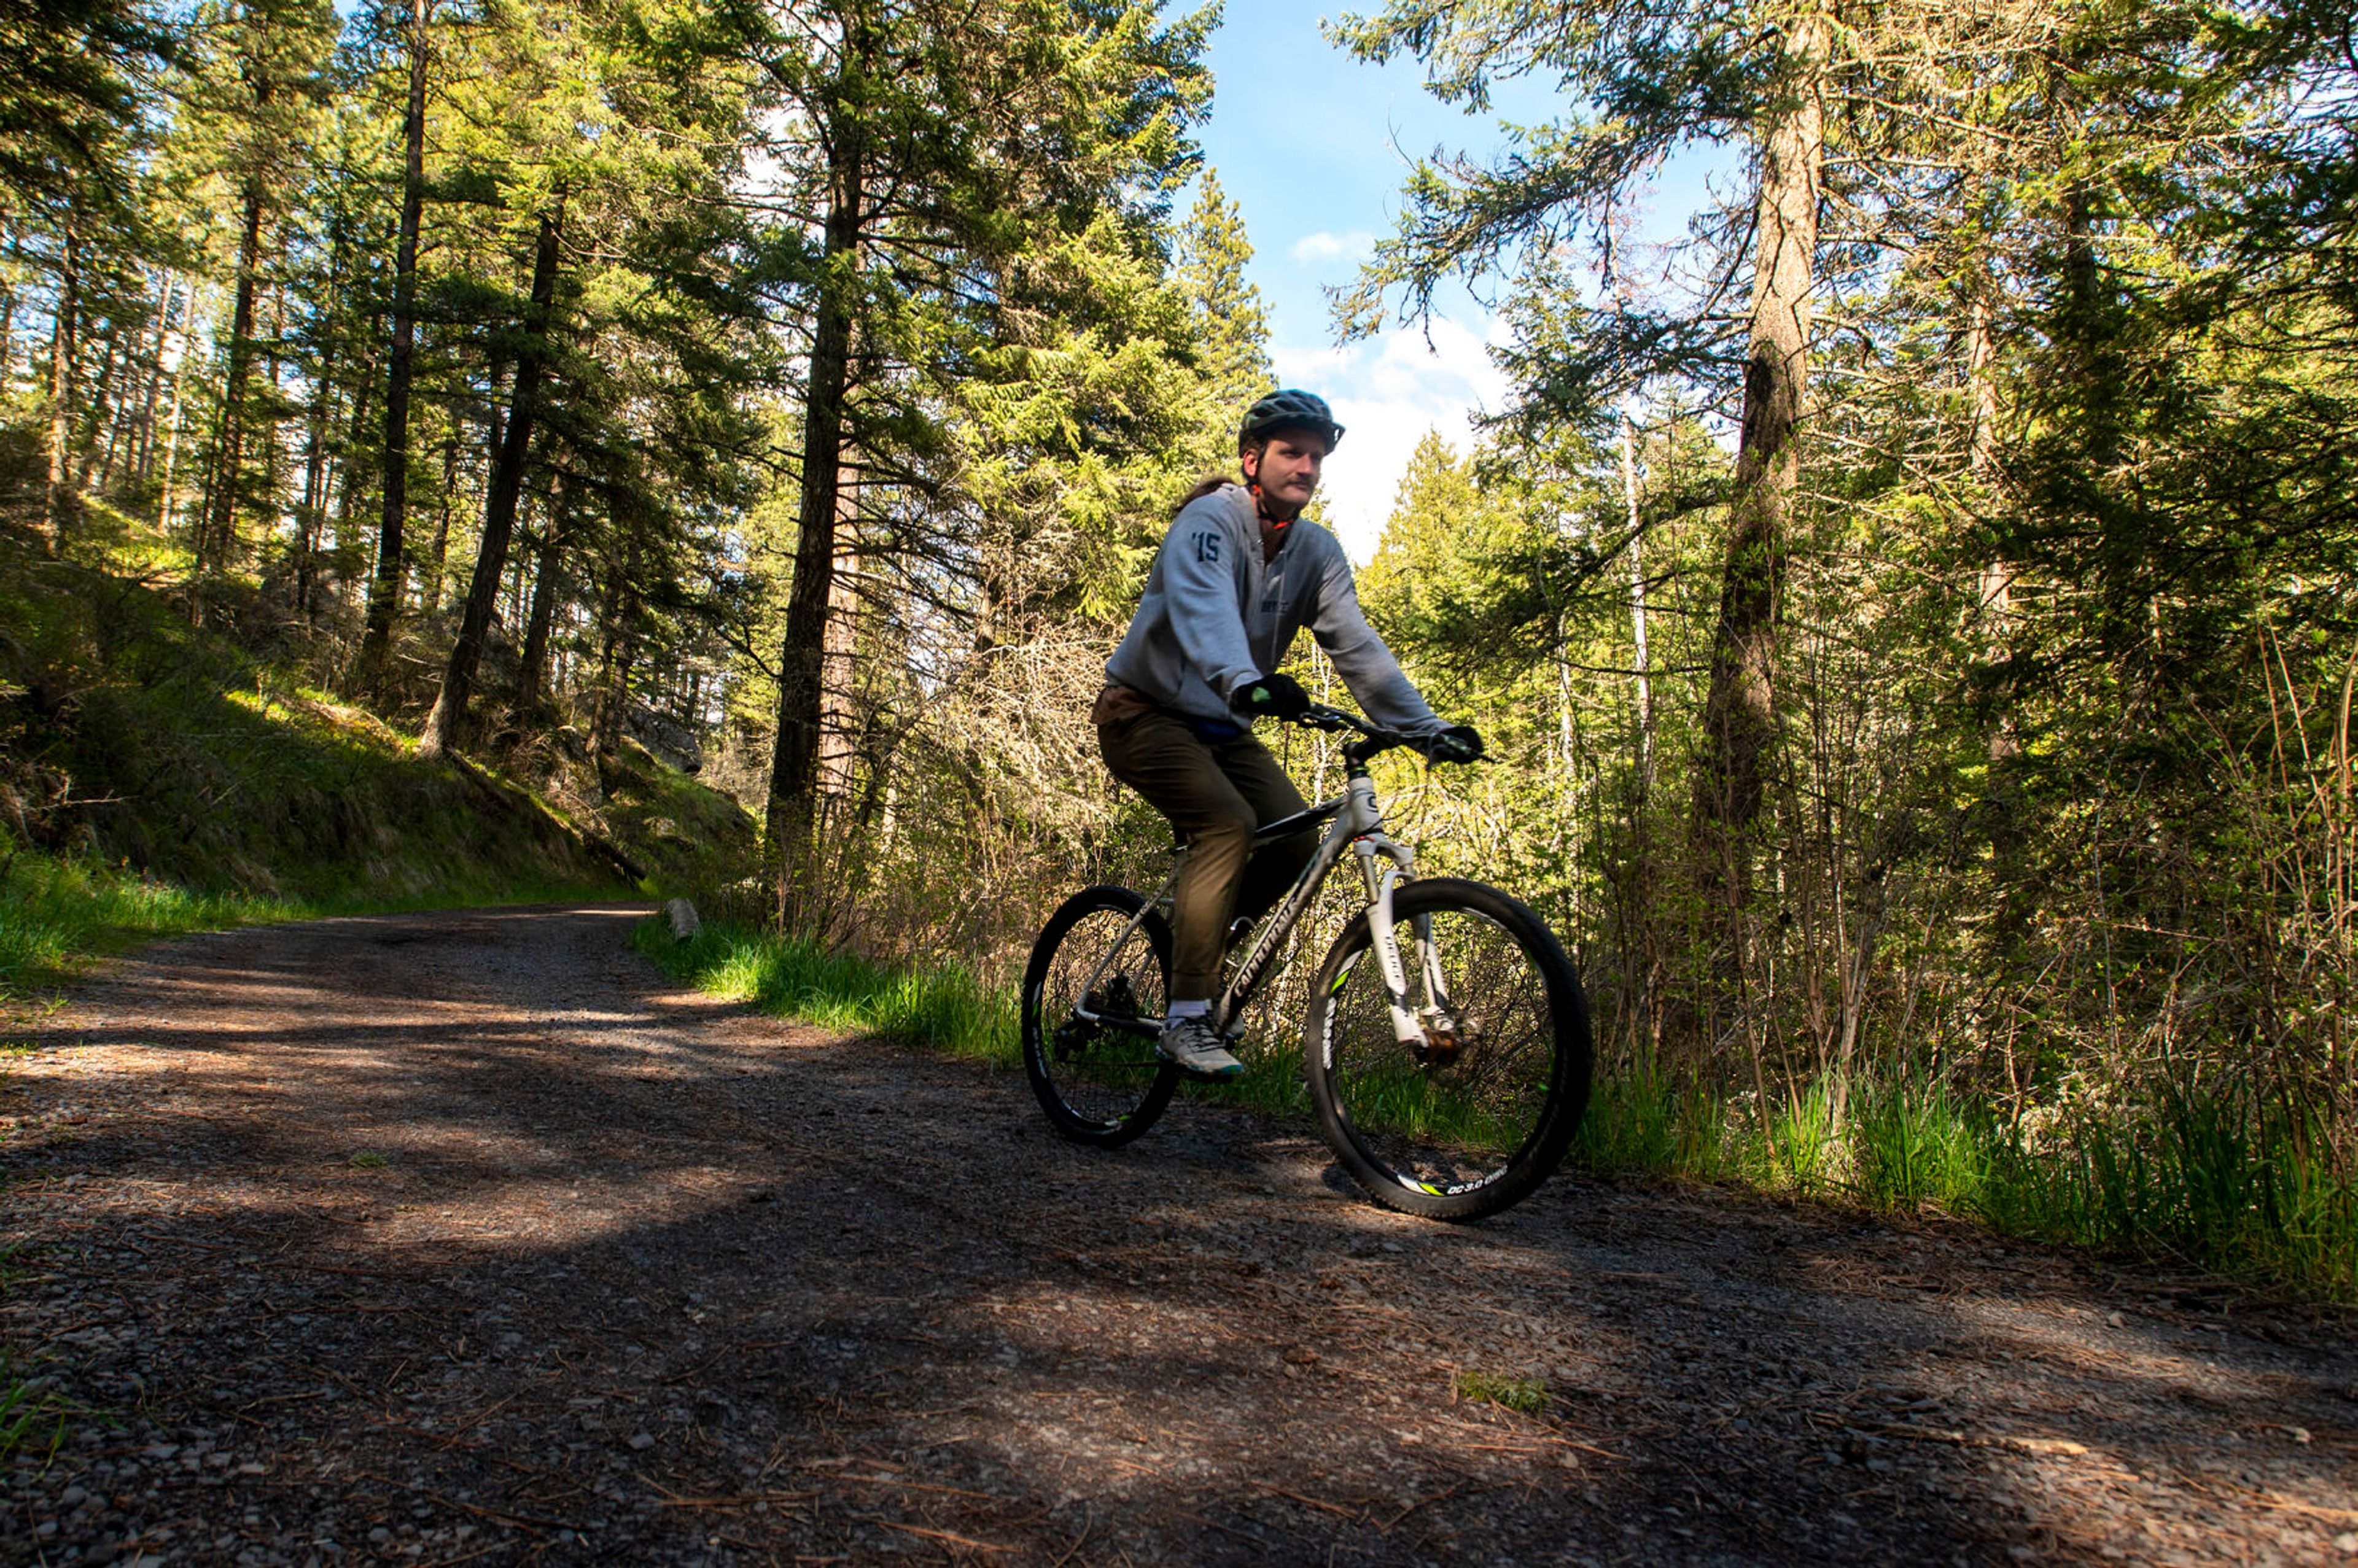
{"left": 1096, "top": 699, "right": 1314, "bottom": 1000}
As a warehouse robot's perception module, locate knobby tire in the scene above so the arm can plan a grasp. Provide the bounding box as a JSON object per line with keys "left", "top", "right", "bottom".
{"left": 1021, "top": 885, "right": 1180, "bottom": 1149}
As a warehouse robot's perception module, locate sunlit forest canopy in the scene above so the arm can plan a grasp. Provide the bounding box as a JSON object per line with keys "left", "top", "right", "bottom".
{"left": 3, "top": 0, "right": 2356, "bottom": 1290}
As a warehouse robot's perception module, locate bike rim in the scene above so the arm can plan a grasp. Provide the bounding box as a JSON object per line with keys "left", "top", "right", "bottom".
{"left": 1035, "top": 906, "right": 1169, "bottom": 1130}
{"left": 1321, "top": 904, "right": 1558, "bottom": 1198}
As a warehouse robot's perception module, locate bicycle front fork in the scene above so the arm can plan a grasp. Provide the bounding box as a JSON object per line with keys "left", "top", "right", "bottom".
{"left": 1358, "top": 847, "right": 1458, "bottom": 1052}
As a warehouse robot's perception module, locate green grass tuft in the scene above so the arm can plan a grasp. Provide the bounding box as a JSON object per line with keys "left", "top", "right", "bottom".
{"left": 0, "top": 1360, "right": 72, "bottom": 1465}
{"left": 1453, "top": 1369, "right": 1547, "bottom": 1414}
{"left": 1573, "top": 1062, "right": 1733, "bottom": 1181}
{"left": 1565, "top": 1058, "right": 2358, "bottom": 1300}
{"left": 0, "top": 848, "right": 295, "bottom": 1004}
{"left": 632, "top": 920, "right": 1019, "bottom": 1061}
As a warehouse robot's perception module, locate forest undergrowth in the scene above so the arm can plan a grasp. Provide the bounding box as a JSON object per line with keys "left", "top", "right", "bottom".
{"left": 0, "top": 532, "right": 760, "bottom": 1014}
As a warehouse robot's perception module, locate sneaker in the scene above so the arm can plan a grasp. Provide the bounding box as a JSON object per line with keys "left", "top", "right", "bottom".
{"left": 1157, "top": 1015, "right": 1243, "bottom": 1080}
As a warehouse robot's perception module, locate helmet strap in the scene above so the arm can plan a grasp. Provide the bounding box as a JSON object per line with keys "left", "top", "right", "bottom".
{"left": 1241, "top": 451, "right": 1297, "bottom": 526}
{"left": 1248, "top": 481, "right": 1298, "bottom": 527}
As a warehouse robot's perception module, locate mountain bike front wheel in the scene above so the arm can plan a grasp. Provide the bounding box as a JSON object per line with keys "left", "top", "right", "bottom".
{"left": 1021, "top": 885, "right": 1181, "bottom": 1149}
{"left": 1305, "top": 877, "right": 1592, "bottom": 1221}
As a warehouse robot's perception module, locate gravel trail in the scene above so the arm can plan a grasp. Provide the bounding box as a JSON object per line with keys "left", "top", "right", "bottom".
{"left": 4, "top": 903, "right": 2356, "bottom": 1566}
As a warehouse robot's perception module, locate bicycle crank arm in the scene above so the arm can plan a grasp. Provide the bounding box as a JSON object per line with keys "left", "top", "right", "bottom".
{"left": 1071, "top": 1006, "right": 1161, "bottom": 1039}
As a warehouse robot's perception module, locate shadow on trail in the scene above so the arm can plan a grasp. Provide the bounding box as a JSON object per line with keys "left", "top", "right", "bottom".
{"left": 5, "top": 905, "right": 2354, "bottom": 1567}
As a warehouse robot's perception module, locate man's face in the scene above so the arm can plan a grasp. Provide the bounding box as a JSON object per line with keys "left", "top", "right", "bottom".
{"left": 1243, "top": 429, "right": 1327, "bottom": 515}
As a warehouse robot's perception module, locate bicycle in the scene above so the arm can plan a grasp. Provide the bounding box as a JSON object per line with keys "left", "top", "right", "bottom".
{"left": 1021, "top": 702, "right": 1593, "bottom": 1221}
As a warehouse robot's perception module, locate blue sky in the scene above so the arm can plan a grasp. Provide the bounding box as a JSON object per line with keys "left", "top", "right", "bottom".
{"left": 1191, "top": 1, "right": 1561, "bottom": 557}
{"left": 1191, "top": 2, "right": 1729, "bottom": 559}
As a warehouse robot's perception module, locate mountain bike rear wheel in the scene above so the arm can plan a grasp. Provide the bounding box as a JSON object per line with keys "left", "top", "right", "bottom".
{"left": 1305, "top": 877, "right": 1591, "bottom": 1221}
{"left": 1022, "top": 885, "right": 1180, "bottom": 1148}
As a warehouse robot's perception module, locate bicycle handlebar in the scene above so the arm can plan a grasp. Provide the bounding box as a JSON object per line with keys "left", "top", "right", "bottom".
{"left": 1288, "top": 703, "right": 1478, "bottom": 767}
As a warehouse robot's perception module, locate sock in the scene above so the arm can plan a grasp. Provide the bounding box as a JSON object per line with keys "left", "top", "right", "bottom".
{"left": 1165, "top": 998, "right": 1210, "bottom": 1024}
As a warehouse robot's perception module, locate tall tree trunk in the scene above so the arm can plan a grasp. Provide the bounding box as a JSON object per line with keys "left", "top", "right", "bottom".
{"left": 817, "top": 456, "right": 862, "bottom": 804}
{"left": 158, "top": 295, "right": 192, "bottom": 535}
{"left": 294, "top": 236, "right": 341, "bottom": 619}
{"left": 1967, "top": 279, "right": 2014, "bottom": 760}
{"left": 514, "top": 496, "right": 570, "bottom": 716}
{"left": 425, "top": 426, "right": 457, "bottom": 611}
{"left": 329, "top": 330, "right": 378, "bottom": 597}
{"left": 260, "top": 286, "right": 286, "bottom": 543}
{"left": 1621, "top": 404, "right": 1654, "bottom": 790}
{"left": 85, "top": 319, "right": 126, "bottom": 492}
{"left": 203, "top": 171, "right": 268, "bottom": 577}
{"left": 296, "top": 359, "right": 334, "bottom": 618}
{"left": 44, "top": 218, "right": 80, "bottom": 552}
{"left": 130, "top": 274, "right": 178, "bottom": 485}
{"left": 418, "top": 203, "right": 561, "bottom": 758}
{"left": 1691, "top": 11, "right": 1829, "bottom": 914}
{"left": 358, "top": 0, "right": 430, "bottom": 692}
{"left": 588, "top": 526, "right": 644, "bottom": 778}
{"left": 766, "top": 109, "right": 865, "bottom": 927}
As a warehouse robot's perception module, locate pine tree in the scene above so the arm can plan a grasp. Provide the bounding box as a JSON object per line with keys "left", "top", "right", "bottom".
{"left": 745, "top": 0, "right": 1213, "bottom": 928}
{"left": 170, "top": 0, "right": 338, "bottom": 582}
{"left": 1172, "top": 168, "right": 1271, "bottom": 468}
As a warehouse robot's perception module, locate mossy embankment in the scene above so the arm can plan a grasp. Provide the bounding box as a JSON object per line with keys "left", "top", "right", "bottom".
{"left": 0, "top": 540, "right": 753, "bottom": 1003}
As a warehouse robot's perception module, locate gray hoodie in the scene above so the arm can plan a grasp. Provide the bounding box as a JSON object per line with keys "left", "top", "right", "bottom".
{"left": 1104, "top": 482, "right": 1443, "bottom": 737}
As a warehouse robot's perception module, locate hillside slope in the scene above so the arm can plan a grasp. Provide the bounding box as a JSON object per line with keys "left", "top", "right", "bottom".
{"left": 0, "top": 537, "right": 756, "bottom": 968}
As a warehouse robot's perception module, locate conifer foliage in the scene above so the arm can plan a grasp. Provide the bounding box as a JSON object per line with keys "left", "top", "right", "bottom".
{"left": 1334, "top": 0, "right": 2358, "bottom": 1287}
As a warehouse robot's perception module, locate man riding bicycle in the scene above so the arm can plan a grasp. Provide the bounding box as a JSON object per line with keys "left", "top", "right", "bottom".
{"left": 1094, "top": 388, "right": 1484, "bottom": 1082}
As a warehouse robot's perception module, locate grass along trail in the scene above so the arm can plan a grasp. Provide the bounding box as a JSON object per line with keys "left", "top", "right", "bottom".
{"left": 643, "top": 920, "right": 2358, "bottom": 1299}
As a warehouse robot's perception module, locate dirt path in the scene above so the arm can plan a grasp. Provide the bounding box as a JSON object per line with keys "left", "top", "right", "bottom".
{"left": 3, "top": 904, "right": 2355, "bottom": 1567}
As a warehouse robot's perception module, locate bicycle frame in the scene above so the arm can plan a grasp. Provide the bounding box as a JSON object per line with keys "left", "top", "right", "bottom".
{"left": 1067, "top": 751, "right": 1455, "bottom": 1051}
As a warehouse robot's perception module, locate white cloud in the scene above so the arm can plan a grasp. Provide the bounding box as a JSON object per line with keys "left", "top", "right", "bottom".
{"left": 1288, "top": 230, "right": 1377, "bottom": 265}
{"left": 1271, "top": 313, "right": 1510, "bottom": 564}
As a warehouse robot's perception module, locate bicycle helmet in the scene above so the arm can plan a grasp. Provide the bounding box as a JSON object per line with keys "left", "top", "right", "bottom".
{"left": 1239, "top": 389, "right": 1344, "bottom": 454}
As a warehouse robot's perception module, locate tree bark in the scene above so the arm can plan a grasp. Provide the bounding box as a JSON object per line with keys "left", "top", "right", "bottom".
{"left": 358, "top": 0, "right": 430, "bottom": 692}
{"left": 1967, "top": 278, "right": 2015, "bottom": 762}
{"left": 588, "top": 525, "right": 643, "bottom": 778}
{"left": 418, "top": 202, "right": 561, "bottom": 759}
{"left": 1691, "top": 10, "right": 1829, "bottom": 913}
{"left": 329, "top": 327, "right": 378, "bottom": 575}
{"left": 86, "top": 318, "right": 126, "bottom": 492}
{"left": 128, "top": 273, "right": 179, "bottom": 486}
{"left": 765, "top": 103, "right": 866, "bottom": 928}
{"left": 158, "top": 293, "right": 192, "bottom": 536}
{"left": 295, "top": 363, "right": 333, "bottom": 618}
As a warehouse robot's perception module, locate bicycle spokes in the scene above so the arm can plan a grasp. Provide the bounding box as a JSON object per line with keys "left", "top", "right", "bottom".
{"left": 1022, "top": 888, "right": 1181, "bottom": 1146}
{"left": 1311, "top": 887, "right": 1581, "bottom": 1212}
